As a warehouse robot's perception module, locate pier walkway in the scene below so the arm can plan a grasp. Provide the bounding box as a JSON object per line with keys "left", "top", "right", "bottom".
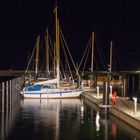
{"left": 82, "top": 90, "right": 140, "bottom": 131}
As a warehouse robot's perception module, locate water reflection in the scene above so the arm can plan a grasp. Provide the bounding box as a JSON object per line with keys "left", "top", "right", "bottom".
{"left": 7, "top": 99, "right": 82, "bottom": 140}
{"left": 111, "top": 122, "right": 117, "bottom": 139}
{"left": 95, "top": 111, "right": 100, "bottom": 132}
{"left": 80, "top": 99, "right": 84, "bottom": 124}
{"left": 0, "top": 101, "right": 20, "bottom": 140}
{"left": 110, "top": 114, "right": 140, "bottom": 140}
{"left": 83, "top": 98, "right": 140, "bottom": 140}
{"left": 3, "top": 97, "right": 140, "bottom": 140}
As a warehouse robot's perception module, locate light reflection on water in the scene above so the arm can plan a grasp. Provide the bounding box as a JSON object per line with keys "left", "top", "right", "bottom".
{"left": 2, "top": 98, "right": 140, "bottom": 140}
{"left": 95, "top": 111, "right": 100, "bottom": 132}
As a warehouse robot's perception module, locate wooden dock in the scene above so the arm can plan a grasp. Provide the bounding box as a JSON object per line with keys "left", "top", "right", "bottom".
{"left": 82, "top": 91, "right": 140, "bottom": 131}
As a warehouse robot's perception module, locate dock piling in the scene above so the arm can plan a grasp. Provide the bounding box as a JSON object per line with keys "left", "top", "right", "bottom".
{"left": 2, "top": 82, "right": 5, "bottom": 113}
{"left": 103, "top": 82, "right": 110, "bottom": 106}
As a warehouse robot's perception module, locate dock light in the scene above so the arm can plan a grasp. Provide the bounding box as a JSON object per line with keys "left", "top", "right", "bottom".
{"left": 72, "top": 80, "right": 74, "bottom": 85}
{"left": 133, "top": 97, "right": 137, "bottom": 115}
{"left": 110, "top": 85, "right": 112, "bottom": 95}
{"left": 68, "top": 76, "right": 71, "bottom": 82}
{"left": 81, "top": 105, "right": 84, "bottom": 112}
{"left": 97, "top": 86, "right": 99, "bottom": 97}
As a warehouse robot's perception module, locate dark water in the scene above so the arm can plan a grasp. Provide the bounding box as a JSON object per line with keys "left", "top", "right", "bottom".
{"left": 0, "top": 76, "right": 140, "bottom": 140}
{"left": 2, "top": 97, "right": 140, "bottom": 140}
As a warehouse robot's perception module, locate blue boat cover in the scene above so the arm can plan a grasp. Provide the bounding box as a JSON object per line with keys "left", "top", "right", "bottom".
{"left": 26, "top": 85, "right": 42, "bottom": 91}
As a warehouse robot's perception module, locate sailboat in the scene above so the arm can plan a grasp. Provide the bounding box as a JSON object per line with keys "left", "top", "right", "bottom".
{"left": 20, "top": 5, "right": 83, "bottom": 99}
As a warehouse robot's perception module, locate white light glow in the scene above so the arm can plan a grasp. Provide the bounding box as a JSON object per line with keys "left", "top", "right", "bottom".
{"left": 133, "top": 97, "right": 137, "bottom": 115}
{"left": 95, "top": 111, "right": 100, "bottom": 131}
{"left": 97, "top": 86, "right": 99, "bottom": 97}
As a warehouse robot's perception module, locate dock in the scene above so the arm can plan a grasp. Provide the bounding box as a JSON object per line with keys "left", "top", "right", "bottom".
{"left": 82, "top": 91, "right": 140, "bottom": 131}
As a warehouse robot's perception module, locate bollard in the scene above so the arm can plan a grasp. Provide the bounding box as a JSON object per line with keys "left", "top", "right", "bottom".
{"left": 72, "top": 80, "right": 74, "bottom": 85}
{"left": 110, "top": 85, "right": 112, "bottom": 95}
{"left": 133, "top": 97, "right": 137, "bottom": 115}
{"left": 81, "top": 105, "right": 84, "bottom": 112}
{"left": 97, "top": 86, "right": 99, "bottom": 97}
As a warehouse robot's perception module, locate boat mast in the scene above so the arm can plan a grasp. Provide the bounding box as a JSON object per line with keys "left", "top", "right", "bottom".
{"left": 91, "top": 32, "right": 95, "bottom": 73}
{"left": 55, "top": 4, "right": 60, "bottom": 87}
{"left": 45, "top": 28, "right": 49, "bottom": 74}
{"left": 35, "top": 35, "right": 40, "bottom": 74}
{"left": 109, "top": 41, "right": 112, "bottom": 73}
{"left": 53, "top": 42, "right": 56, "bottom": 77}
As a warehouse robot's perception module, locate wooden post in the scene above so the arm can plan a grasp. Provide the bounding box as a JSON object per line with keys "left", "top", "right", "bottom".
{"left": 9, "top": 80, "right": 12, "bottom": 121}
{"left": 6, "top": 81, "right": 9, "bottom": 135}
{"left": 138, "top": 75, "right": 140, "bottom": 90}
{"left": 103, "top": 82, "right": 110, "bottom": 105}
{"left": 127, "top": 76, "right": 129, "bottom": 90}
{"left": 122, "top": 79, "right": 127, "bottom": 97}
{"left": 125, "top": 78, "right": 127, "bottom": 97}
{"left": 94, "top": 76, "right": 97, "bottom": 88}
{"left": 6, "top": 81, "right": 9, "bottom": 109}
{"left": 2, "top": 82, "right": 5, "bottom": 113}
{"left": 13, "top": 79, "right": 15, "bottom": 101}
{"left": 1, "top": 82, "right": 5, "bottom": 140}
{"left": 9, "top": 80, "right": 12, "bottom": 106}
{"left": 132, "top": 75, "right": 135, "bottom": 90}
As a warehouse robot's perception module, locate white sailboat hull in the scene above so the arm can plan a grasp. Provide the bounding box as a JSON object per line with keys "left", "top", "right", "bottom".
{"left": 21, "top": 6, "right": 84, "bottom": 99}
{"left": 20, "top": 89, "right": 83, "bottom": 99}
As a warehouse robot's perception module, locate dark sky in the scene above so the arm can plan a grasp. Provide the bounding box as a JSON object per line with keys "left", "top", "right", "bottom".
{"left": 0, "top": 0, "right": 140, "bottom": 70}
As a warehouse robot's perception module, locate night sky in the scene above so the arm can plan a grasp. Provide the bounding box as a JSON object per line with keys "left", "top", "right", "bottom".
{"left": 0, "top": 0, "right": 140, "bottom": 71}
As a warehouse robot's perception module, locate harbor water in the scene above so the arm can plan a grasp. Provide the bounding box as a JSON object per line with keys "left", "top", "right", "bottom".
{"left": 1, "top": 97, "right": 139, "bottom": 140}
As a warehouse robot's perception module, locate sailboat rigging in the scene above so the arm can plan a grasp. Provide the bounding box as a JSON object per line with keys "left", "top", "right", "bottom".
{"left": 20, "top": 5, "right": 83, "bottom": 99}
